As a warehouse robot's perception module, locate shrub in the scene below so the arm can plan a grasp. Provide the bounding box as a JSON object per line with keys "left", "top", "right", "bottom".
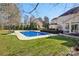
{"left": 40, "top": 29, "right": 63, "bottom": 34}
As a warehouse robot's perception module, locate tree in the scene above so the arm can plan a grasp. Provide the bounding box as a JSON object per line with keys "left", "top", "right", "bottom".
{"left": 0, "top": 3, "right": 20, "bottom": 30}
{"left": 43, "top": 16, "right": 49, "bottom": 29}
{"left": 44, "top": 16, "right": 49, "bottom": 23}
{"left": 24, "top": 15, "right": 29, "bottom": 25}
{"left": 28, "top": 22, "right": 37, "bottom": 30}
{"left": 29, "top": 3, "right": 39, "bottom": 14}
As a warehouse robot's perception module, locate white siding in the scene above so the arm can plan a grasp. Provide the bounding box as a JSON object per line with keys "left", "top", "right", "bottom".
{"left": 51, "top": 12, "right": 79, "bottom": 33}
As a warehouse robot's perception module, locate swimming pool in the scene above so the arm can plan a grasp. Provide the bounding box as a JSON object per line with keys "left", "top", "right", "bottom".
{"left": 15, "top": 31, "right": 57, "bottom": 40}
{"left": 21, "top": 31, "right": 49, "bottom": 37}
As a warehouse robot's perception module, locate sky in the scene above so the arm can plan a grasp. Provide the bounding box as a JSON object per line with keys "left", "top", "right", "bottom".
{"left": 17, "top": 3, "right": 79, "bottom": 23}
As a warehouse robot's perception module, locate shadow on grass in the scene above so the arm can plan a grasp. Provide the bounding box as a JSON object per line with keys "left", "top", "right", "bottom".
{"left": 47, "top": 35, "right": 78, "bottom": 47}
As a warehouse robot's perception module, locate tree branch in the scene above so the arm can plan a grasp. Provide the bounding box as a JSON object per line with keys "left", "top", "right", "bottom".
{"left": 29, "top": 3, "right": 39, "bottom": 14}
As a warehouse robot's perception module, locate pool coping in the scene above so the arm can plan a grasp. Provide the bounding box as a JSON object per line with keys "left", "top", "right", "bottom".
{"left": 15, "top": 30, "right": 58, "bottom": 40}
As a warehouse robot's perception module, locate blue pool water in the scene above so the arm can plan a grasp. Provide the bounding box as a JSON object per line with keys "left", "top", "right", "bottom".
{"left": 21, "top": 31, "right": 49, "bottom": 37}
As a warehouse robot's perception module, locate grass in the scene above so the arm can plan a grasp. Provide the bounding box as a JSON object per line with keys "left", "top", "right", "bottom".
{"left": 0, "top": 30, "right": 78, "bottom": 56}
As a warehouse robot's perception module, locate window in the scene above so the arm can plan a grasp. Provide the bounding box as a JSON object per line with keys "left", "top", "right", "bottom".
{"left": 71, "top": 24, "right": 78, "bottom": 32}
{"left": 65, "top": 23, "right": 69, "bottom": 29}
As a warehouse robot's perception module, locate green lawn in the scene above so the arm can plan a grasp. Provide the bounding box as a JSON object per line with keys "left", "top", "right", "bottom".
{"left": 0, "top": 30, "right": 78, "bottom": 56}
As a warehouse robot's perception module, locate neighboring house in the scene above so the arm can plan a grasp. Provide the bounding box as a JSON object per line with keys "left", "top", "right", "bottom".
{"left": 26, "top": 16, "right": 44, "bottom": 29}
{"left": 25, "top": 15, "right": 36, "bottom": 25}
{"left": 50, "top": 6, "right": 79, "bottom": 33}
{"left": 33, "top": 17, "right": 44, "bottom": 29}
{"left": 49, "top": 23, "right": 59, "bottom": 30}
{"left": 49, "top": 18, "right": 60, "bottom": 30}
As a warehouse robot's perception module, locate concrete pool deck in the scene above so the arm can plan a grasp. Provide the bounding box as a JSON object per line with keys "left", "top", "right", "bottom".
{"left": 15, "top": 30, "right": 58, "bottom": 40}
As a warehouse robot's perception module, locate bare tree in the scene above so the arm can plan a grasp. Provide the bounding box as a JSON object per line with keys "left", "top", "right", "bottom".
{"left": 43, "top": 16, "right": 49, "bottom": 29}
{"left": 0, "top": 3, "right": 20, "bottom": 30}
{"left": 29, "top": 3, "right": 39, "bottom": 14}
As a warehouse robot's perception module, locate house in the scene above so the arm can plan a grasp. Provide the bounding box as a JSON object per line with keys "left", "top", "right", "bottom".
{"left": 50, "top": 6, "right": 79, "bottom": 33}
{"left": 26, "top": 16, "right": 44, "bottom": 29}
{"left": 33, "top": 17, "right": 44, "bottom": 29}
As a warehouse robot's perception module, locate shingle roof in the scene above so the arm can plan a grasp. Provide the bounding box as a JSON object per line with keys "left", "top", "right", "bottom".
{"left": 59, "top": 6, "right": 79, "bottom": 17}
